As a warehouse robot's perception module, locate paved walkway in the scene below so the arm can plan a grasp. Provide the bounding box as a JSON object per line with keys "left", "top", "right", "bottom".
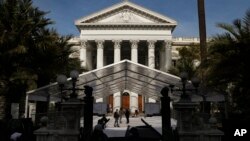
{"left": 93, "top": 116, "right": 163, "bottom": 137}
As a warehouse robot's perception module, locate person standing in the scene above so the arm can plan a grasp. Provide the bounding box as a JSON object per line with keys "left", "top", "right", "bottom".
{"left": 125, "top": 109, "right": 130, "bottom": 124}
{"left": 119, "top": 108, "right": 123, "bottom": 123}
{"left": 134, "top": 110, "right": 139, "bottom": 117}
{"left": 114, "top": 109, "right": 119, "bottom": 127}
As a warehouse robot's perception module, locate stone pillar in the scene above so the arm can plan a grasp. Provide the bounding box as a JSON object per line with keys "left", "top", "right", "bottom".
{"left": 96, "top": 40, "right": 104, "bottom": 69}
{"left": 113, "top": 92, "right": 121, "bottom": 111}
{"left": 164, "top": 40, "right": 172, "bottom": 71}
{"left": 130, "top": 92, "right": 138, "bottom": 113}
{"left": 173, "top": 100, "right": 199, "bottom": 131}
{"left": 83, "top": 86, "right": 94, "bottom": 141}
{"left": 80, "top": 41, "right": 87, "bottom": 69}
{"left": 148, "top": 40, "right": 156, "bottom": 68}
{"left": 113, "top": 40, "right": 121, "bottom": 63}
{"left": 160, "top": 87, "right": 172, "bottom": 141}
{"left": 130, "top": 40, "right": 139, "bottom": 63}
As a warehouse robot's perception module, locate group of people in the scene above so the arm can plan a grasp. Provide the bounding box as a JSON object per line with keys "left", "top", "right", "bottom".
{"left": 113, "top": 108, "right": 130, "bottom": 127}
{"left": 91, "top": 108, "right": 137, "bottom": 141}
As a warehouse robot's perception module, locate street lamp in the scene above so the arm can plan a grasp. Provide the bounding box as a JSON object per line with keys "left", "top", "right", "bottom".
{"left": 56, "top": 74, "right": 67, "bottom": 102}
{"left": 170, "top": 71, "right": 200, "bottom": 102}
{"left": 56, "top": 70, "right": 83, "bottom": 100}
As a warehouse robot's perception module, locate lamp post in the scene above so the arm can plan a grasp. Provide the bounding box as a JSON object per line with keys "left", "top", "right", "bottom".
{"left": 172, "top": 71, "right": 201, "bottom": 132}
{"left": 56, "top": 70, "right": 94, "bottom": 141}
{"left": 56, "top": 74, "right": 67, "bottom": 102}
{"left": 170, "top": 71, "right": 200, "bottom": 102}
{"left": 56, "top": 70, "right": 83, "bottom": 100}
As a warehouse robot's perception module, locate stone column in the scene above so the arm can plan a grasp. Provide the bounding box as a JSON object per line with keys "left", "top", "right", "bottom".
{"left": 130, "top": 40, "right": 139, "bottom": 63}
{"left": 164, "top": 40, "right": 172, "bottom": 71}
{"left": 113, "top": 92, "right": 121, "bottom": 111}
{"left": 130, "top": 92, "right": 138, "bottom": 113}
{"left": 148, "top": 40, "right": 156, "bottom": 68}
{"left": 80, "top": 41, "right": 87, "bottom": 69}
{"left": 113, "top": 40, "right": 121, "bottom": 63}
{"left": 96, "top": 40, "right": 104, "bottom": 69}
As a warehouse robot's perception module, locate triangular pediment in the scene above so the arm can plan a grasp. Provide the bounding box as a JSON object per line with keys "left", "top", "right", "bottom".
{"left": 75, "top": 1, "right": 177, "bottom": 26}
{"left": 95, "top": 9, "right": 157, "bottom": 24}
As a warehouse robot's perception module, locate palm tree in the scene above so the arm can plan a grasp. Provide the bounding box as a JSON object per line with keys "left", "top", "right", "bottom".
{"left": 197, "top": 0, "right": 207, "bottom": 83}
{"left": 0, "top": 0, "right": 81, "bottom": 119}
{"left": 168, "top": 45, "right": 200, "bottom": 79}
{"left": 206, "top": 10, "right": 250, "bottom": 117}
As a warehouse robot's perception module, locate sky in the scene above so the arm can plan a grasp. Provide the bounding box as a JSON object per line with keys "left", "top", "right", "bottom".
{"left": 33, "top": 0, "right": 250, "bottom": 37}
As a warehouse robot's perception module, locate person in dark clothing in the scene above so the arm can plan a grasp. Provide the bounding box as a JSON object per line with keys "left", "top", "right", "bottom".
{"left": 125, "top": 109, "right": 130, "bottom": 124}
{"left": 134, "top": 110, "right": 139, "bottom": 117}
{"left": 114, "top": 109, "right": 119, "bottom": 127}
{"left": 119, "top": 108, "right": 123, "bottom": 123}
{"left": 98, "top": 114, "right": 110, "bottom": 129}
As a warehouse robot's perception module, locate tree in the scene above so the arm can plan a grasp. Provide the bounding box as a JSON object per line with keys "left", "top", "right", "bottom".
{"left": 0, "top": 0, "right": 81, "bottom": 119}
{"left": 168, "top": 45, "right": 200, "bottom": 79}
{"left": 197, "top": 0, "right": 207, "bottom": 84}
{"left": 206, "top": 10, "right": 250, "bottom": 118}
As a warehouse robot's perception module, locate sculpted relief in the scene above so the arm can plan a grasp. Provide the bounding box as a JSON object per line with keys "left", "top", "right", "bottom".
{"left": 110, "top": 10, "right": 145, "bottom": 23}
{"left": 120, "top": 10, "right": 132, "bottom": 22}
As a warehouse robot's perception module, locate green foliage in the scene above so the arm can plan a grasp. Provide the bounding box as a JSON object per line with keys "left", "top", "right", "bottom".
{"left": 0, "top": 0, "right": 81, "bottom": 118}
{"left": 168, "top": 45, "right": 200, "bottom": 79}
{"left": 206, "top": 10, "right": 250, "bottom": 116}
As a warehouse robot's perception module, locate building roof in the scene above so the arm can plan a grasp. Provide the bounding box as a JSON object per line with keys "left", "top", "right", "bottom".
{"left": 75, "top": 0, "right": 177, "bottom": 30}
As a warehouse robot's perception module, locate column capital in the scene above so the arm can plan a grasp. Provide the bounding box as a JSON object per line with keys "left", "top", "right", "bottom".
{"left": 95, "top": 40, "right": 104, "bottom": 44}
{"left": 80, "top": 40, "right": 87, "bottom": 49}
{"left": 130, "top": 40, "right": 139, "bottom": 44}
{"left": 96, "top": 40, "right": 104, "bottom": 49}
{"left": 147, "top": 40, "right": 156, "bottom": 49}
{"left": 112, "top": 40, "right": 122, "bottom": 49}
{"left": 130, "top": 40, "right": 139, "bottom": 49}
{"left": 112, "top": 40, "right": 122, "bottom": 43}
{"left": 164, "top": 40, "right": 172, "bottom": 47}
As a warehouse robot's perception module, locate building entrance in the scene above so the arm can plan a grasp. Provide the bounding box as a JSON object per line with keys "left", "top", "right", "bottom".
{"left": 122, "top": 92, "right": 130, "bottom": 110}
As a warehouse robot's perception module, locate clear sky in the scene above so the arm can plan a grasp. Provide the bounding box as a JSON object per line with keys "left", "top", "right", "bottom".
{"left": 33, "top": 0, "right": 250, "bottom": 37}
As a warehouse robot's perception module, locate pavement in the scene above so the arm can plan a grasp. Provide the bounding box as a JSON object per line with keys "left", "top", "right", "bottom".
{"left": 93, "top": 115, "right": 165, "bottom": 137}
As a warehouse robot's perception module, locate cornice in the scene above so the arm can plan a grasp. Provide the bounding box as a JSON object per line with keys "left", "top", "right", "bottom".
{"left": 78, "top": 24, "right": 175, "bottom": 31}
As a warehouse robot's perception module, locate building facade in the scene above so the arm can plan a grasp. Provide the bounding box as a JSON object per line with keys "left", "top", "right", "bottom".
{"left": 67, "top": 1, "right": 198, "bottom": 113}
{"left": 25, "top": 1, "right": 202, "bottom": 118}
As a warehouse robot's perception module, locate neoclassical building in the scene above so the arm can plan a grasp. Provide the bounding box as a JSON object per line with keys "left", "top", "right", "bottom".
{"left": 27, "top": 0, "right": 201, "bottom": 116}
{"left": 68, "top": 1, "right": 182, "bottom": 112}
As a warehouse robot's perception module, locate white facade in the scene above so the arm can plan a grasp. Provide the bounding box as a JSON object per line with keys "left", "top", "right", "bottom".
{"left": 69, "top": 1, "right": 192, "bottom": 112}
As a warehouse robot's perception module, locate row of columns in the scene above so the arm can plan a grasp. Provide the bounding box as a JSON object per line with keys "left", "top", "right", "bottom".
{"left": 80, "top": 40, "right": 172, "bottom": 70}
